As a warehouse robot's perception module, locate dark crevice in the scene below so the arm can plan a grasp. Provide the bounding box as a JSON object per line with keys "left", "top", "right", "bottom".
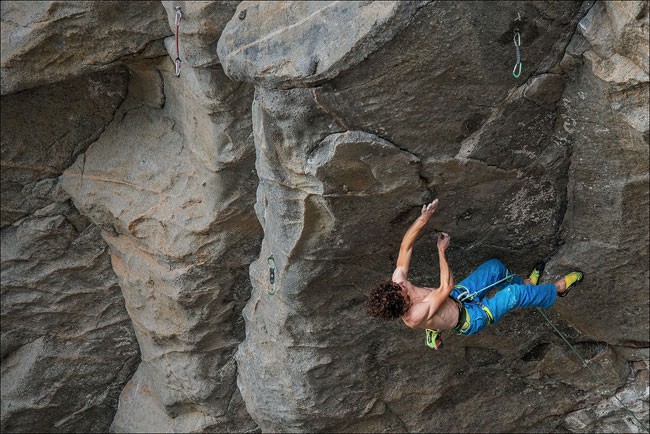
{"left": 154, "top": 65, "right": 166, "bottom": 109}
{"left": 615, "top": 340, "right": 650, "bottom": 349}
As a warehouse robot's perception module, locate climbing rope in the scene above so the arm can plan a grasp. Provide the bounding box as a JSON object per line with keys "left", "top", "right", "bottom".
{"left": 267, "top": 255, "right": 276, "bottom": 295}
{"left": 456, "top": 272, "right": 516, "bottom": 302}
{"left": 536, "top": 307, "right": 650, "bottom": 433}
{"left": 174, "top": 7, "right": 182, "bottom": 77}
{"left": 512, "top": 29, "right": 522, "bottom": 78}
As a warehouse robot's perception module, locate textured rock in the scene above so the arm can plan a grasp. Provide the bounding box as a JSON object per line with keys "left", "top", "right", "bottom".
{"left": 1, "top": 68, "right": 129, "bottom": 228}
{"left": 238, "top": 90, "right": 424, "bottom": 429}
{"left": 218, "top": 1, "right": 428, "bottom": 88}
{"left": 1, "top": 211, "right": 139, "bottom": 432}
{"left": 576, "top": 1, "right": 649, "bottom": 133}
{"left": 304, "top": 1, "right": 585, "bottom": 165}
{"left": 0, "top": 1, "right": 169, "bottom": 94}
{"left": 219, "top": 1, "right": 649, "bottom": 432}
{"left": 564, "top": 355, "right": 650, "bottom": 433}
{"left": 1, "top": 67, "right": 140, "bottom": 433}
{"left": 547, "top": 0, "right": 649, "bottom": 345}
{"left": 60, "top": 54, "right": 260, "bottom": 432}
{"left": 161, "top": 1, "right": 240, "bottom": 68}
{"left": 1, "top": 0, "right": 648, "bottom": 433}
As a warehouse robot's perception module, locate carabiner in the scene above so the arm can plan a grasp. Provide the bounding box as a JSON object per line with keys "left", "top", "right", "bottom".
{"left": 175, "top": 58, "right": 182, "bottom": 77}
{"left": 175, "top": 7, "right": 182, "bottom": 27}
{"left": 457, "top": 289, "right": 472, "bottom": 302}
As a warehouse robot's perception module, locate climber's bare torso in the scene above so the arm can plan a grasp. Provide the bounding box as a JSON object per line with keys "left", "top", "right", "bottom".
{"left": 392, "top": 268, "right": 459, "bottom": 330}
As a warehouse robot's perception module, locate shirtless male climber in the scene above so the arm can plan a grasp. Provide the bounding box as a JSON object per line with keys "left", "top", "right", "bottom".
{"left": 366, "top": 199, "right": 584, "bottom": 349}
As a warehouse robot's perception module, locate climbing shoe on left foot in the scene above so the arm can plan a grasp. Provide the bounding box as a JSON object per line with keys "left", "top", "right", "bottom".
{"left": 559, "top": 271, "right": 584, "bottom": 297}
{"left": 528, "top": 260, "right": 546, "bottom": 285}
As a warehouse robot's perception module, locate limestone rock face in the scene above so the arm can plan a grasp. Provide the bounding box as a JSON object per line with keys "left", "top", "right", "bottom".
{"left": 548, "top": 0, "right": 649, "bottom": 346}
{"left": 1, "top": 213, "right": 139, "bottom": 432}
{"left": 218, "top": 1, "right": 428, "bottom": 88}
{"left": 220, "top": 1, "right": 649, "bottom": 432}
{"left": 161, "top": 1, "right": 240, "bottom": 68}
{"left": 1, "top": 1, "right": 649, "bottom": 433}
{"left": 58, "top": 56, "right": 260, "bottom": 431}
{"left": 0, "top": 1, "right": 170, "bottom": 94}
{"left": 1, "top": 69, "right": 140, "bottom": 431}
{"left": 1, "top": 69, "right": 129, "bottom": 227}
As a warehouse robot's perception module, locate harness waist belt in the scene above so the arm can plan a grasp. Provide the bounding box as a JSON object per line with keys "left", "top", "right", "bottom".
{"left": 453, "top": 299, "right": 467, "bottom": 332}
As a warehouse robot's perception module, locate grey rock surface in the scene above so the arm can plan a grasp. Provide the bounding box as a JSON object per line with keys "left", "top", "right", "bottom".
{"left": 1, "top": 0, "right": 648, "bottom": 433}
{"left": 218, "top": 1, "right": 428, "bottom": 89}
{"left": 1, "top": 68, "right": 129, "bottom": 227}
{"left": 1, "top": 69, "right": 139, "bottom": 432}
{"left": 1, "top": 213, "right": 140, "bottom": 432}
{"left": 220, "top": 0, "right": 649, "bottom": 432}
{"left": 60, "top": 55, "right": 260, "bottom": 432}
{"left": 547, "top": 0, "right": 649, "bottom": 346}
{"left": 161, "top": 1, "right": 240, "bottom": 68}
{"left": 237, "top": 90, "right": 425, "bottom": 429}
{"left": 0, "top": 1, "right": 170, "bottom": 95}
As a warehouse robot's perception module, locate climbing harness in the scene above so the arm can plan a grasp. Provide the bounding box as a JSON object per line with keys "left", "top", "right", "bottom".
{"left": 426, "top": 274, "right": 516, "bottom": 349}
{"left": 174, "top": 6, "right": 182, "bottom": 77}
{"left": 512, "top": 29, "right": 522, "bottom": 78}
{"left": 456, "top": 272, "right": 516, "bottom": 302}
{"left": 267, "top": 255, "right": 276, "bottom": 295}
{"left": 536, "top": 308, "right": 649, "bottom": 433}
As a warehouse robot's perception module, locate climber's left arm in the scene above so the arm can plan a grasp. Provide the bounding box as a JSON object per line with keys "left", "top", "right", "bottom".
{"left": 392, "top": 199, "right": 438, "bottom": 282}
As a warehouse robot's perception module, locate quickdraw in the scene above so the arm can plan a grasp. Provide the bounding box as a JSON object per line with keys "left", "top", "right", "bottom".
{"left": 174, "top": 7, "right": 182, "bottom": 77}
{"left": 267, "top": 255, "right": 276, "bottom": 295}
{"left": 512, "top": 29, "right": 522, "bottom": 78}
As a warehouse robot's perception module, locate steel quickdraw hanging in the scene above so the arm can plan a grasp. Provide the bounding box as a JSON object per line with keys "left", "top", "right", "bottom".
{"left": 174, "top": 6, "right": 182, "bottom": 77}
{"left": 512, "top": 29, "right": 522, "bottom": 78}
{"left": 267, "top": 255, "right": 276, "bottom": 295}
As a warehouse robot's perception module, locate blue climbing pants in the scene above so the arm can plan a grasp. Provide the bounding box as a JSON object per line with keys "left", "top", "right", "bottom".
{"left": 450, "top": 259, "right": 556, "bottom": 336}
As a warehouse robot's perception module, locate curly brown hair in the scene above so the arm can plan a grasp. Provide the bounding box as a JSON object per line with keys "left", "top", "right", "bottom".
{"left": 366, "top": 281, "right": 407, "bottom": 320}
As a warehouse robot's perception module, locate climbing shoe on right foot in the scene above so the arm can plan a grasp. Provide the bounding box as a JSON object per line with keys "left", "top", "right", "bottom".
{"left": 559, "top": 271, "right": 584, "bottom": 297}
{"left": 528, "top": 260, "right": 546, "bottom": 285}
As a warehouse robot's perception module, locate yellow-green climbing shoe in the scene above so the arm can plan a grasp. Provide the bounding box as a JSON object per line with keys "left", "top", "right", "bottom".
{"left": 528, "top": 261, "right": 546, "bottom": 285}
{"left": 559, "top": 271, "right": 584, "bottom": 297}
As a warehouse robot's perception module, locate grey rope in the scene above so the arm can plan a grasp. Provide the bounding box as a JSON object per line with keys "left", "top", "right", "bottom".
{"left": 457, "top": 272, "right": 515, "bottom": 302}
{"left": 536, "top": 307, "right": 649, "bottom": 433}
